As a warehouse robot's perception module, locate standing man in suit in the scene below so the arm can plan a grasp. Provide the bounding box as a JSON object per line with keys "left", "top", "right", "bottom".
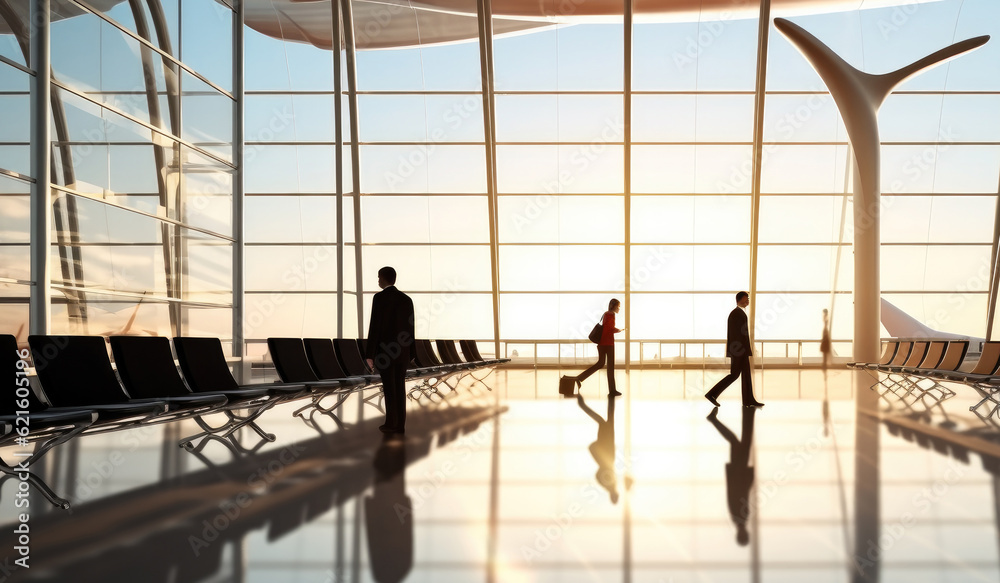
{"left": 705, "top": 291, "right": 764, "bottom": 408}
{"left": 366, "top": 266, "right": 416, "bottom": 434}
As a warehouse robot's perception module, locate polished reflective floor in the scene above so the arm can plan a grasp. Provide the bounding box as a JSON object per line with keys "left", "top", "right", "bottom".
{"left": 2, "top": 367, "right": 999, "bottom": 582}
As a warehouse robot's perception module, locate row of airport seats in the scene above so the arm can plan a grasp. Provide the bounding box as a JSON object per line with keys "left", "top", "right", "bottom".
{"left": 265, "top": 337, "right": 507, "bottom": 428}
{"left": 266, "top": 337, "right": 507, "bottom": 390}
{"left": 0, "top": 333, "right": 504, "bottom": 509}
{"left": 848, "top": 338, "right": 1000, "bottom": 419}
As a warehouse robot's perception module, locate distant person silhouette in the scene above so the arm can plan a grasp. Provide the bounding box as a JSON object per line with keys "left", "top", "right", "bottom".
{"left": 706, "top": 406, "right": 757, "bottom": 546}
{"left": 705, "top": 292, "right": 764, "bottom": 408}
{"left": 366, "top": 266, "right": 416, "bottom": 434}
{"left": 577, "top": 393, "right": 618, "bottom": 503}
{"left": 820, "top": 308, "right": 832, "bottom": 373}
{"left": 575, "top": 298, "right": 624, "bottom": 397}
{"left": 365, "top": 436, "right": 412, "bottom": 583}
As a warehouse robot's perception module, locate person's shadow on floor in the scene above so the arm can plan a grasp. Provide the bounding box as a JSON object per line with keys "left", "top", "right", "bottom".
{"left": 706, "top": 406, "right": 757, "bottom": 546}
{"left": 578, "top": 393, "right": 618, "bottom": 503}
{"left": 365, "top": 436, "right": 412, "bottom": 582}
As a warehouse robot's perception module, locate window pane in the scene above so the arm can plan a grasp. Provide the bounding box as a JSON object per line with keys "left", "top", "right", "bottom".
{"left": 182, "top": 147, "right": 234, "bottom": 237}
{"left": 412, "top": 293, "right": 493, "bottom": 339}
{"left": 694, "top": 146, "right": 754, "bottom": 194}
{"left": 496, "top": 145, "right": 624, "bottom": 194}
{"left": 245, "top": 145, "right": 336, "bottom": 193}
{"left": 559, "top": 246, "right": 625, "bottom": 292}
{"left": 882, "top": 196, "right": 996, "bottom": 244}
{"left": 498, "top": 196, "right": 624, "bottom": 244}
{"left": 499, "top": 293, "right": 616, "bottom": 341}
{"left": 245, "top": 26, "right": 334, "bottom": 91}
{"left": 753, "top": 293, "right": 852, "bottom": 342}
{"left": 362, "top": 245, "right": 491, "bottom": 292}
{"left": 758, "top": 196, "right": 848, "bottom": 244}
{"left": 360, "top": 145, "right": 485, "bottom": 194}
{"left": 761, "top": 145, "right": 849, "bottom": 194}
{"left": 359, "top": 94, "right": 485, "bottom": 143}
{"left": 761, "top": 93, "right": 843, "bottom": 143}
{"left": 359, "top": 195, "right": 490, "bottom": 244}
{"left": 628, "top": 246, "right": 750, "bottom": 292}
{"left": 0, "top": 175, "right": 30, "bottom": 282}
{"left": 756, "top": 246, "right": 853, "bottom": 292}
{"left": 632, "top": 146, "right": 695, "bottom": 193}
{"left": 0, "top": 75, "right": 29, "bottom": 149}
{"left": 692, "top": 246, "right": 750, "bottom": 291}
{"left": 882, "top": 245, "right": 992, "bottom": 292}
{"left": 882, "top": 145, "right": 1000, "bottom": 194}
{"left": 630, "top": 246, "right": 693, "bottom": 291}
{"left": 495, "top": 95, "right": 557, "bottom": 142}
{"left": 181, "top": 72, "right": 234, "bottom": 162}
{"left": 927, "top": 196, "right": 995, "bottom": 243}
{"left": 629, "top": 293, "right": 708, "bottom": 339}
{"left": 184, "top": 305, "right": 233, "bottom": 339}
{"left": 246, "top": 246, "right": 337, "bottom": 292}
{"left": 494, "top": 25, "right": 622, "bottom": 91}
{"left": 633, "top": 95, "right": 754, "bottom": 143}
{"left": 246, "top": 196, "right": 336, "bottom": 243}
{"left": 245, "top": 293, "right": 336, "bottom": 338}
{"left": 181, "top": 0, "right": 233, "bottom": 92}
{"left": 499, "top": 247, "right": 560, "bottom": 292}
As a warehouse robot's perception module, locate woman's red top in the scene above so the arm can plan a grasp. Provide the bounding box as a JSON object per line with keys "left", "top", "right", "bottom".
{"left": 600, "top": 311, "right": 616, "bottom": 346}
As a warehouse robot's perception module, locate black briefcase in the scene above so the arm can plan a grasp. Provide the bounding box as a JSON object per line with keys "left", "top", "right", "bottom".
{"left": 559, "top": 375, "right": 577, "bottom": 396}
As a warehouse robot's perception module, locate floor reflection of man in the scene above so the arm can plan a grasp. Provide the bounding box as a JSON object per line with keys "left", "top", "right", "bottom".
{"left": 365, "top": 436, "right": 412, "bottom": 583}
{"left": 706, "top": 406, "right": 757, "bottom": 546}
{"left": 577, "top": 394, "right": 618, "bottom": 503}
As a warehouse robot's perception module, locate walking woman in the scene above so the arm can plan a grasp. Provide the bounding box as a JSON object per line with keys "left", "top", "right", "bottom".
{"left": 575, "top": 298, "right": 624, "bottom": 397}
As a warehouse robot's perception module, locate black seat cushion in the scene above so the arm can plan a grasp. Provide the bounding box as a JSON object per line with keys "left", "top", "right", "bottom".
{"left": 267, "top": 338, "right": 320, "bottom": 383}
{"left": 29, "top": 335, "right": 130, "bottom": 408}
{"left": 173, "top": 337, "right": 241, "bottom": 394}
{"left": 110, "top": 336, "right": 192, "bottom": 399}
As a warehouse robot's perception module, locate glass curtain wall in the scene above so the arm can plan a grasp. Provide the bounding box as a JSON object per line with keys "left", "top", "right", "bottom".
{"left": 494, "top": 17, "right": 627, "bottom": 364}
{"left": 758, "top": 9, "right": 855, "bottom": 361}
{"left": 0, "top": 0, "right": 237, "bottom": 342}
{"left": 243, "top": 0, "right": 353, "bottom": 359}
{"left": 630, "top": 4, "right": 759, "bottom": 365}
{"left": 488, "top": 0, "right": 999, "bottom": 364}
{"left": 354, "top": 0, "right": 493, "bottom": 350}
{"left": 6, "top": 0, "right": 998, "bottom": 364}
{"left": 0, "top": 2, "right": 32, "bottom": 343}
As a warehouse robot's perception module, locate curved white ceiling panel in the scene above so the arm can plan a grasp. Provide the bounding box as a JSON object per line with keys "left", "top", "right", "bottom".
{"left": 245, "top": 0, "right": 944, "bottom": 50}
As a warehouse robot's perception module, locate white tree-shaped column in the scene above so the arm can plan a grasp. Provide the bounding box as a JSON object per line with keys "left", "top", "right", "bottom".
{"left": 774, "top": 18, "right": 988, "bottom": 376}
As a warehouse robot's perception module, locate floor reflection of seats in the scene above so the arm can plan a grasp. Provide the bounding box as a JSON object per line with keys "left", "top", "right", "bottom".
{"left": 0, "top": 402, "right": 505, "bottom": 582}
{"left": 883, "top": 415, "right": 999, "bottom": 475}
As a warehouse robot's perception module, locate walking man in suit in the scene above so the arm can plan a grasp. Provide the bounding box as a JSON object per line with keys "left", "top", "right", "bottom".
{"left": 705, "top": 291, "right": 764, "bottom": 408}
{"left": 366, "top": 266, "right": 416, "bottom": 434}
